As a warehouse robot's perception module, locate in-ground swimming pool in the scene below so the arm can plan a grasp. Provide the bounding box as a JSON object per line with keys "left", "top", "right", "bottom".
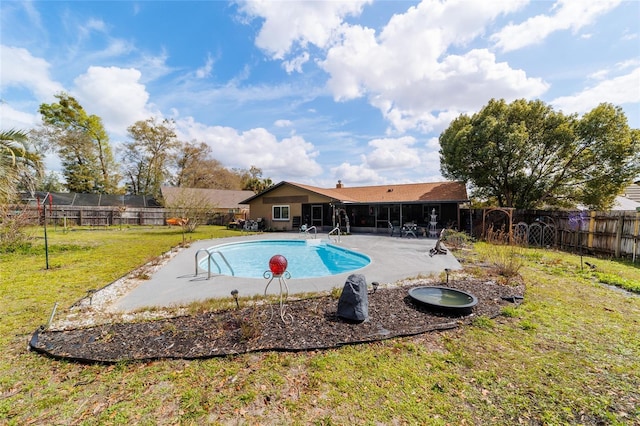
{"left": 198, "top": 239, "right": 371, "bottom": 279}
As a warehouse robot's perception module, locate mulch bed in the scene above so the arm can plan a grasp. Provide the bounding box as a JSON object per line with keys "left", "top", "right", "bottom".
{"left": 29, "top": 278, "right": 524, "bottom": 363}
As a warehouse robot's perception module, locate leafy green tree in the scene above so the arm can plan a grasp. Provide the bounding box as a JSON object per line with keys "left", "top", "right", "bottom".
{"left": 38, "top": 93, "right": 120, "bottom": 193}
{"left": 240, "top": 166, "right": 273, "bottom": 193}
{"left": 34, "top": 171, "right": 66, "bottom": 193}
{"left": 0, "top": 129, "right": 43, "bottom": 203}
{"left": 439, "top": 99, "right": 640, "bottom": 210}
{"left": 122, "top": 118, "right": 180, "bottom": 197}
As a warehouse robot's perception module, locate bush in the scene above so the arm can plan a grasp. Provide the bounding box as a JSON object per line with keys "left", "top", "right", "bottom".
{"left": 477, "top": 243, "right": 525, "bottom": 283}
{"left": 442, "top": 229, "right": 472, "bottom": 250}
{"left": 0, "top": 205, "right": 34, "bottom": 253}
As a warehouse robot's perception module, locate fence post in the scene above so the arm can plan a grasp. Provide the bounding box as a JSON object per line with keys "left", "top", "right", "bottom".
{"left": 614, "top": 213, "right": 624, "bottom": 258}
{"left": 587, "top": 211, "right": 596, "bottom": 249}
{"left": 634, "top": 211, "right": 640, "bottom": 263}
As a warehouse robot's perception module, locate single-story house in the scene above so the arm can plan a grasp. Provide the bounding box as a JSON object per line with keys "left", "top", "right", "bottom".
{"left": 240, "top": 180, "right": 469, "bottom": 234}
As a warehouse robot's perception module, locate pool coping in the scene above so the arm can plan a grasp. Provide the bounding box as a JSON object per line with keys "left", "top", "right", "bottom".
{"left": 112, "top": 232, "right": 462, "bottom": 312}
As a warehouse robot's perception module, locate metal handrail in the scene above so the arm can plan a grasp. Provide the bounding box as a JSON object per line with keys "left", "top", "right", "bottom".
{"left": 195, "top": 248, "right": 235, "bottom": 279}
{"left": 328, "top": 226, "right": 341, "bottom": 243}
{"left": 302, "top": 225, "right": 317, "bottom": 239}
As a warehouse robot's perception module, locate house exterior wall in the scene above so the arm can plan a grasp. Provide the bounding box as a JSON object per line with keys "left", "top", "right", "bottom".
{"left": 247, "top": 184, "right": 332, "bottom": 230}
{"left": 246, "top": 182, "right": 467, "bottom": 232}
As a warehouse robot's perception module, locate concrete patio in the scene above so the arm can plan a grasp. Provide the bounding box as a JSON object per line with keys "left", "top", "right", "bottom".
{"left": 113, "top": 233, "right": 462, "bottom": 312}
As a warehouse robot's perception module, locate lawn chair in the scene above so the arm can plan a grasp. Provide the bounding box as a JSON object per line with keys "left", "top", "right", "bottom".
{"left": 401, "top": 223, "right": 418, "bottom": 238}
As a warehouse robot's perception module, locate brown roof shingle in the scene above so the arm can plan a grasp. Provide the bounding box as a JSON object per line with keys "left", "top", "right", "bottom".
{"left": 286, "top": 181, "right": 468, "bottom": 203}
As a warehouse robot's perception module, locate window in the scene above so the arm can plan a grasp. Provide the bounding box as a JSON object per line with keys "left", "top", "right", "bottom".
{"left": 272, "top": 205, "right": 290, "bottom": 221}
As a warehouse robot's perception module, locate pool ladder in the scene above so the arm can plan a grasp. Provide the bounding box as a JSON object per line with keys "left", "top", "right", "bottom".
{"left": 328, "top": 226, "right": 341, "bottom": 243}
{"left": 301, "top": 225, "right": 317, "bottom": 239}
{"left": 195, "top": 248, "right": 235, "bottom": 279}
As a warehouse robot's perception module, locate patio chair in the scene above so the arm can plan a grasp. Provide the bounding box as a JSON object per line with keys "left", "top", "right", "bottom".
{"left": 401, "top": 223, "right": 418, "bottom": 238}
{"left": 388, "top": 221, "right": 401, "bottom": 236}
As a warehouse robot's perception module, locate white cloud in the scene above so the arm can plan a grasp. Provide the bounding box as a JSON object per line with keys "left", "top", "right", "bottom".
{"left": 274, "top": 119, "right": 293, "bottom": 127}
{"left": 587, "top": 59, "right": 640, "bottom": 81}
{"left": 283, "top": 52, "right": 309, "bottom": 74}
{"left": 552, "top": 67, "right": 640, "bottom": 114}
{"left": 321, "top": 4, "right": 548, "bottom": 133}
{"left": 195, "top": 54, "right": 214, "bottom": 79}
{"left": 239, "top": 0, "right": 371, "bottom": 59}
{"left": 84, "top": 18, "right": 107, "bottom": 32}
{"left": 425, "top": 136, "right": 440, "bottom": 151}
{"left": 94, "top": 38, "right": 136, "bottom": 59}
{"left": 365, "top": 136, "right": 421, "bottom": 170}
{"left": 330, "top": 162, "right": 381, "bottom": 184}
{"left": 0, "top": 45, "right": 65, "bottom": 99}
{"left": 0, "top": 103, "right": 39, "bottom": 130}
{"left": 73, "top": 66, "right": 152, "bottom": 135}
{"left": 176, "top": 118, "right": 323, "bottom": 180}
{"left": 588, "top": 69, "right": 610, "bottom": 81}
{"left": 242, "top": 0, "right": 546, "bottom": 135}
{"left": 325, "top": 136, "right": 433, "bottom": 186}
{"left": 491, "top": 0, "right": 622, "bottom": 52}
{"left": 133, "top": 49, "right": 174, "bottom": 84}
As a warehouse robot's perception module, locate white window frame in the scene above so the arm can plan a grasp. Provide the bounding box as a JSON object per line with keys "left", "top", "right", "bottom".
{"left": 272, "top": 205, "right": 290, "bottom": 221}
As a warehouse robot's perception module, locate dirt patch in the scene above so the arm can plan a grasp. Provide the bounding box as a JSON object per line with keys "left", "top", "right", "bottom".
{"left": 30, "top": 277, "right": 524, "bottom": 363}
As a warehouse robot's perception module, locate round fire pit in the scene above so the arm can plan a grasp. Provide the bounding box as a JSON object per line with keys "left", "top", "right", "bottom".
{"left": 408, "top": 286, "right": 478, "bottom": 315}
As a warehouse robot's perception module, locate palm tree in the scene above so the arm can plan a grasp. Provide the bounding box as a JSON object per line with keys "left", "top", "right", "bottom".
{"left": 0, "top": 129, "right": 43, "bottom": 204}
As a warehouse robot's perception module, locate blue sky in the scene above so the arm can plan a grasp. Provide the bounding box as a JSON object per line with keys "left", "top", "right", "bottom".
{"left": 1, "top": 0, "right": 639, "bottom": 187}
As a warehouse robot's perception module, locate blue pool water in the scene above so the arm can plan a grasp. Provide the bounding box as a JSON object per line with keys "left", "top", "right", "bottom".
{"left": 198, "top": 239, "right": 370, "bottom": 279}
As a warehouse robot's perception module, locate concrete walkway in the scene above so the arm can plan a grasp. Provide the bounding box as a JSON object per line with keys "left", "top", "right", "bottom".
{"left": 113, "top": 233, "right": 462, "bottom": 312}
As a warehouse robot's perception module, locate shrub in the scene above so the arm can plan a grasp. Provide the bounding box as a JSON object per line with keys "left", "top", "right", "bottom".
{"left": 477, "top": 243, "right": 525, "bottom": 283}
{"left": 485, "top": 225, "right": 511, "bottom": 245}
{"left": 442, "top": 229, "right": 472, "bottom": 250}
{"left": 0, "top": 205, "right": 34, "bottom": 253}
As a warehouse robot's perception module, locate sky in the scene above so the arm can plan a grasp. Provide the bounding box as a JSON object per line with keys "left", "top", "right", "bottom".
{"left": 1, "top": 0, "right": 639, "bottom": 188}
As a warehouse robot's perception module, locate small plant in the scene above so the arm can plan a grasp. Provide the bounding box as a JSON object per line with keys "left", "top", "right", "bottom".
{"left": 235, "top": 308, "right": 263, "bottom": 342}
{"left": 519, "top": 319, "right": 537, "bottom": 331}
{"left": 485, "top": 224, "right": 511, "bottom": 245}
{"left": 472, "top": 316, "right": 494, "bottom": 329}
{"left": 0, "top": 205, "right": 34, "bottom": 253}
{"left": 478, "top": 244, "right": 525, "bottom": 283}
{"left": 501, "top": 306, "right": 519, "bottom": 318}
{"left": 330, "top": 286, "right": 342, "bottom": 299}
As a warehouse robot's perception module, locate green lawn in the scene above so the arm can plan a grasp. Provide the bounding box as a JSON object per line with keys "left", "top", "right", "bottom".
{"left": 1, "top": 226, "right": 639, "bottom": 425}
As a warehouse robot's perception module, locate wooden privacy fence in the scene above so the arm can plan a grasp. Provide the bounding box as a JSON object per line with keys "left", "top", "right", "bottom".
{"left": 21, "top": 206, "right": 167, "bottom": 227}
{"left": 14, "top": 205, "right": 238, "bottom": 227}
{"left": 474, "top": 208, "right": 640, "bottom": 260}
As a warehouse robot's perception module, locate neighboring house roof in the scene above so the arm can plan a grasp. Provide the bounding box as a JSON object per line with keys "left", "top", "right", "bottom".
{"left": 612, "top": 195, "right": 640, "bottom": 211}
{"left": 241, "top": 181, "right": 468, "bottom": 204}
{"left": 622, "top": 183, "right": 640, "bottom": 203}
{"left": 161, "top": 187, "right": 254, "bottom": 209}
